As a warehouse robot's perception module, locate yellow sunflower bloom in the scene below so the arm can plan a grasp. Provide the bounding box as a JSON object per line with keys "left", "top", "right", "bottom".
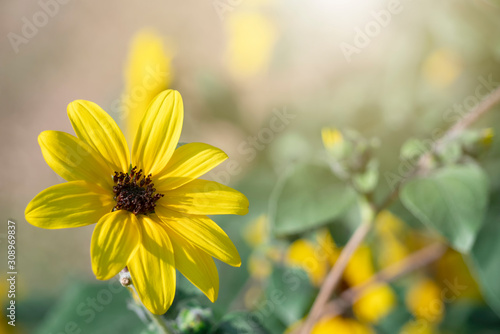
{"left": 25, "top": 89, "right": 249, "bottom": 315}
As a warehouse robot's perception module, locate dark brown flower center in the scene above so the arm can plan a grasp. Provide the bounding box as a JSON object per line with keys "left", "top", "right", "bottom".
{"left": 113, "top": 166, "right": 163, "bottom": 215}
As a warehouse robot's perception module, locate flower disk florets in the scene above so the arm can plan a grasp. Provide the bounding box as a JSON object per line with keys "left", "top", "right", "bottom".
{"left": 112, "top": 166, "right": 163, "bottom": 215}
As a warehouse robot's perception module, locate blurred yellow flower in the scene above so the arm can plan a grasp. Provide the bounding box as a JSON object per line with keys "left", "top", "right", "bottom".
{"left": 344, "top": 245, "right": 396, "bottom": 323}
{"left": 375, "top": 210, "right": 405, "bottom": 236}
{"left": 123, "top": 29, "right": 173, "bottom": 142}
{"left": 25, "top": 90, "right": 248, "bottom": 315}
{"left": 375, "top": 211, "right": 409, "bottom": 267}
{"left": 353, "top": 284, "right": 396, "bottom": 324}
{"left": 399, "top": 319, "right": 435, "bottom": 334}
{"left": 312, "top": 316, "right": 374, "bottom": 334}
{"left": 243, "top": 214, "right": 269, "bottom": 247}
{"left": 422, "top": 48, "right": 462, "bottom": 88}
{"left": 480, "top": 128, "right": 494, "bottom": 148}
{"left": 244, "top": 284, "right": 264, "bottom": 310}
{"left": 266, "top": 245, "right": 283, "bottom": 262}
{"left": 435, "top": 249, "right": 481, "bottom": 301}
{"left": 322, "top": 127, "right": 344, "bottom": 151}
{"left": 406, "top": 278, "right": 444, "bottom": 323}
{"left": 316, "top": 229, "right": 340, "bottom": 266}
{"left": 248, "top": 253, "right": 272, "bottom": 280}
{"left": 225, "top": 12, "right": 278, "bottom": 78}
{"left": 286, "top": 239, "right": 328, "bottom": 286}
{"left": 344, "top": 245, "right": 375, "bottom": 286}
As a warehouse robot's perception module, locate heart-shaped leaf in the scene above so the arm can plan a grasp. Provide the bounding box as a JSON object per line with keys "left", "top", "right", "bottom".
{"left": 270, "top": 162, "right": 357, "bottom": 236}
{"left": 401, "top": 164, "right": 488, "bottom": 253}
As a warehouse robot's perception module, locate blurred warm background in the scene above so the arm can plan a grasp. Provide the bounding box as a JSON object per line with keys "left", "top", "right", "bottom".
{"left": 2, "top": 0, "right": 500, "bottom": 333}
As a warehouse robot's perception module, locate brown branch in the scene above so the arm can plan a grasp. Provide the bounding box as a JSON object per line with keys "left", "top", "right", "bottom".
{"left": 436, "top": 85, "right": 500, "bottom": 151}
{"left": 298, "top": 219, "right": 372, "bottom": 334}
{"left": 319, "top": 243, "right": 447, "bottom": 319}
{"left": 298, "top": 85, "right": 500, "bottom": 334}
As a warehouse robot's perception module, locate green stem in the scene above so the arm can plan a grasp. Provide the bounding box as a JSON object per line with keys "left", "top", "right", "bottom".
{"left": 121, "top": 273, "right": 176, "bottom": 334}
{"left": 148, "top": 311, "right": 176, "bottom": 334}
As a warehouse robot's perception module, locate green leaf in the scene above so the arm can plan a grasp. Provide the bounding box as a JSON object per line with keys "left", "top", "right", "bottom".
{"left": 270, "top": 162, "right": 357, "bottom": 236}
{"left": 400, "top": 163, "right": 488, "bottom": 253}
{"left": 211, "top": 312, "right": 269, "bottom": 334}
{"left": 400, "top": 138, "right": 428, "bottom": 160}
{"left": 265, "top": 266, "right": 316, "bottom": 326}
{"left": 34, "top": 281, "right": 147, "bottom": 334}
{"left": 470, "top": 191, "right": 500, "bottom": 317}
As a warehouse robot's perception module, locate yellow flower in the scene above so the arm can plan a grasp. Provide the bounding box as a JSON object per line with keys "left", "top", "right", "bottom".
{"left": 312, "top": 316, "right": 374, "bottom": 334}
{"left": 353, "top": 284, "right": 396, "bottom": 324}
{"left": 286, "top": 239, "right": 329, "bottom": 286}
{"left": 321, "top": 127, "right": 343, "bottom": 151}
{"left": 435, "top": 249, "right": 481, "bottom": 300}
{"left": 480, "top": 128, "right": 494, "bottom": 148}
{"left": 375, "top": 211, "right": 409, "bottom": 267}
{"left": 25, "top": 90, "right": 249, "bottom": 315}
{"left": 406, "top": 278, "right": 444, "bottom": 323}
{"left": 343, "top": 245, "right": 375, "bottom": 286}
{"left": 247, "top": 253, "right": 272, "bottom": 280}
{"left": 243, "top": 214, "right": 269, "bottom": 247}
{"left": 286, "top": 229, "right": 339, "bottom": 286}
{"left": 316, "top": 229, "right": 339, "bottom": 267}
{"left": 422, "top": 48, "right": 462, "bottom": 88}
{"left": 123, "top": 29, "right": 173, "bottom": 142}
{"left": 344, "top": 245, "right": 396, "bottom": 323}
{"left": 399, "top": 319, "right": 435, "bottom": 334}
{"left": 225, "top": 12, "right": 278, "bottom": 78}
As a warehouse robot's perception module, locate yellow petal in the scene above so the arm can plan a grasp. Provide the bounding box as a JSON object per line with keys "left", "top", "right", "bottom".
{"left": 159, "top": 179, "right": 249, "bottom": 216}
{"left": 163, "top": 224, "right": 219, "bottom": 302}
{"left": 132, "top": 90, "right": 183, "bottom": 177}
{"left": 91, "top": 211, "right": 140, "bottom": 280}
{"left": 25, "top": 181, "right": 114, "bottom": 229}
{"left": 156, "top": 206, "right": 241, "bottom": 267}
{"left": 124, "top": 29, "right": 173, "bottom": 143}
{"left": 128, "top": 215, "right": 175, "bottom": 315}
{"left": 38, "top": 131, "right": 113, "bottom": 189}
{"left": 155, "top": 142, "right": 228, "bottom": 191}
{"left": 68, "top": 100, "right": 130, "bottom": 173}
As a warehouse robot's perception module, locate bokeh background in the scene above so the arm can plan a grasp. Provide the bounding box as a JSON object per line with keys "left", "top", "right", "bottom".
{"left": 2, "top": 0, "right": 500, "bottom": 333}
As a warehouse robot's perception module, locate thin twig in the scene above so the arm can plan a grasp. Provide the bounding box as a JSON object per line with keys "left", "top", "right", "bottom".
{"left": 435, "top": 85, "right": 500, "bottom": 152}
{"left": 379, "top": 85, "right": 500, "bottom": 210}
{"left": 319, "top": 243, "right": 447, "bottom": 319}
{"left": 298, "top": 86, "right": 500, "bottom": 334}
{"left": 298, "top": 219, "right": 372, "bottom": 334}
